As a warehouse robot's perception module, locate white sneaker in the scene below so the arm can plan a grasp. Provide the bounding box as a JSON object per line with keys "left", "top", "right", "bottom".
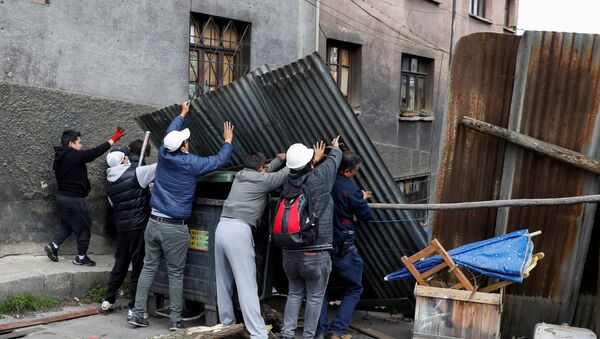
{"left": 128, "top": 309, "right": 148, "bottom": 320}
{"left": 101, "top": 300, "right": 114, "bottom": 312}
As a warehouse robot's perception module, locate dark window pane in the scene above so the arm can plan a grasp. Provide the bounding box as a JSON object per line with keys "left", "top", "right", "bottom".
{"left": 329, "top": 47, "right": 338, "bottom": 65}
{"left": 410, "top": 58, "right": 418, "bottom": 72}
{"left": 401, "top": 75, "right": 408, "bottom": 107}
{"left": 189, "top": 50, "right": 199, "bottom": 82}
{"left": 417, "top": 76, "right": 425, "bottom": 111}
{"left": 340, "top": 66, "right": 349, "bottom": 96}
{"left": 408, "top": 76, "right": 415, "bottom": 110}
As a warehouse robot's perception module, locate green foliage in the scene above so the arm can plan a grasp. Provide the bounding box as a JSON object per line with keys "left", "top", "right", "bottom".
{"left": 0, "top": 294, "right": 60, "bottom": 314}
{"left": 81, "top": 281, "right": 107, "bottom": 304}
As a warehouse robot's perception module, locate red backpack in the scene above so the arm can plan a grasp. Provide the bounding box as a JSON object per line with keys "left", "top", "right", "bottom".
{"left": 272, "top": 179, "right": 319, "bottom": 248}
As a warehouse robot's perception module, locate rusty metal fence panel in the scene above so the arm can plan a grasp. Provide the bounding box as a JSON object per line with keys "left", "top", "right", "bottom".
{"left": 434, "top": 31, "right": 600, "bottom": 337}
{"left": 136, "top": 53, "right": 428, "bottom": 309}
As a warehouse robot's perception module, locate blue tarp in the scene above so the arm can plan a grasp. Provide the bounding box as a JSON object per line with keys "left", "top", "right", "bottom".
{"left": 385, "top": 229, "right": 534, "bottom": 283}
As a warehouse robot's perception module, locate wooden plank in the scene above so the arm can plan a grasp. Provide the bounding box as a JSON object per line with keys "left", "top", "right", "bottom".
{"left": 433, "top": 239, "right": 475, "bottom": 291}
{"left": 421, "top": 262, "right": 449, "bottom": 279}
{"left": 462, "top": 116, "right": 600, "bottom": 175}
{"left": 401, "top": 256, "right": 429, "bottom": 286}
{"left": 0, "top": 308, "right": 100, "bottom": 332}
{"left": 349, "top": 323, "right": 395, "bottom": 339}
{"left": 415, "top": 285, "right": 501, "bottom": 306}
{"left": 407, "top": 246, "right": 438, "bottom": 262}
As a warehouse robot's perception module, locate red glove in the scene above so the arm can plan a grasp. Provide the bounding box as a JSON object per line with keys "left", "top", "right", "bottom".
{"left": 111, "top": 127, "right": 125, "bottom": 142}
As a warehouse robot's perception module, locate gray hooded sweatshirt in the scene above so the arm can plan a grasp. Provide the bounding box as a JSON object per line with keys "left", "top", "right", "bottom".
{"left": 221, "top": 157, "right": 290, "bottom": 228}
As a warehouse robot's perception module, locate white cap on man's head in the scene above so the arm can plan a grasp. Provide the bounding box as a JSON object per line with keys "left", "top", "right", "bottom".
{"left": 164, "top": 128, "right": 191, "bottom": 152}
{"left": 286, "top": 143, "right": 314, "bottom": 170}
{"left": 106, "top": 151, "right": 126, "bottom": 168}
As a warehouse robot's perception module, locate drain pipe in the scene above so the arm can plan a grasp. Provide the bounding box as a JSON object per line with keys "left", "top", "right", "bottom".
{"left": 314, "top": 0, "right": 320, "bottom": 52}
{"left": 449, "top": 0, "right": 456, "bottom": 65}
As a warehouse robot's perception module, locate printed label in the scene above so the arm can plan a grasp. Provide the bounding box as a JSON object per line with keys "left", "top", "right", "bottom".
{"left": 189, "top": 229, "right": 209, "bottom": 251}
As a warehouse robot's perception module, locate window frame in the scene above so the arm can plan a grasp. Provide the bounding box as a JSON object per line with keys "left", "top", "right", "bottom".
{"left": 325, "top": 40, "right": 361, "bottom": 108}
{"left": 188, "top": 14, "right": 251, "bottom": 98}
{"left": 400, "top": 54, "right": 432, "bottom": 116}
{"left": 469, "top": 0, "right": 486, "bottom": 18}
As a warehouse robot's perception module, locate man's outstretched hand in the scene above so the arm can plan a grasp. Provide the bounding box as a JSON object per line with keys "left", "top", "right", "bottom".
{"left": 181, "top": 101, "right": 190, "bottom": 117}
{"left": 313, "top": 140, "right": 325, "bottom": 164}
{"left": 111, "top": 127, "right": 125, "bottom": 143}
{"left": 223, "top": 121, "right": 234, "bottom": 143}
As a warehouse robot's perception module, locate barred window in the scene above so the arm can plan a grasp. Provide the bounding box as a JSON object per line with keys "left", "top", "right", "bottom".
{"left": 189, "top": 14, "right": 251, "bottom": 98}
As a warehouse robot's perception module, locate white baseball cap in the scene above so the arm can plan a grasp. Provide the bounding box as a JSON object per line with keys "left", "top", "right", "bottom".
{"left": 163, "top": 128, "right": 191, "bottom": 152}
{"left": 286, "top": 143, "right": 314, "bottom": 170}
{"left": 106, "top": 151, "right": 126, "bottom": 168}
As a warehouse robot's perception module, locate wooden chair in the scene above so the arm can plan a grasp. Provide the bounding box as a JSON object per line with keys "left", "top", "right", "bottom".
{"left": 401, "top": 238, "right": 476, "bottom": 291}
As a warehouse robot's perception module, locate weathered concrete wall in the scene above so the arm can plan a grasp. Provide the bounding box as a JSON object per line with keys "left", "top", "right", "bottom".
{"left": 0, "top": 0, "right": 316, "bottom": 107}
{"left": 0, "top": 81, "right": 157, "bottom": 257}
{"left": 0, "top": 0, "right": 316, "bottom": 254}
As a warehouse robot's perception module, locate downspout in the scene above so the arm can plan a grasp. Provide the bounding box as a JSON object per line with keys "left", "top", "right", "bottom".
{"left": 449, "top": 0, "right": 456, "bottom": 65}
{"left": 314, "top": 0, "right": 320, "bottom": 52}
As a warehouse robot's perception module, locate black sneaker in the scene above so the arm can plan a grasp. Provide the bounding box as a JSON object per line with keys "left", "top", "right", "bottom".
{"left": 44, "top": 244, "right": 59, "bottom": 262}
{"left": 169, "top": 320, "right": 185, "bottom": 331}
{"left": 128, "top": 315, "right": 149, "bottom": 327}
{"left": 72, "top": 255, "right": 96, "bottom": 266}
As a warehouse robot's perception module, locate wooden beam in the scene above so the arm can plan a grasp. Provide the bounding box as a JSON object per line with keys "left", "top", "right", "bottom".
{"left": 462, "top": 116, "right": 600, "bottom": 175}
{"left": 0, "top": 308, "right": 100, "bottom": 332}
{"left": 368, "top": 194, "right": 600, "bottom": 210}
{"left": 349, "top": 323, "right": 396, "bottom": 339}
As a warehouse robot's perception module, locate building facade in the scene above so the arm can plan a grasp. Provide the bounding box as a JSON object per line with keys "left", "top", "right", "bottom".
{"left": 317, "top": 0, "right": 518, "bottom": 216}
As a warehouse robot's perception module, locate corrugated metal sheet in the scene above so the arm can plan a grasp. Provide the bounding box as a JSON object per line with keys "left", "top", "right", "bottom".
{"left": 434, "top": 31, "right": 600, "bottom": 337}
{"left": 433, "top": 33, "right": 521, "bottom": 246}
{"left": 136, "top": 53, "right": 428, "bottom": 309}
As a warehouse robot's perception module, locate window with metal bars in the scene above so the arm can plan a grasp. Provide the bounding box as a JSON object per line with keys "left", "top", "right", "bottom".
{"left": 188, "top": 14, "right": 251, "bottom": 98}
{"left": 400, "top": 54, "right": 432, "bottom": 115}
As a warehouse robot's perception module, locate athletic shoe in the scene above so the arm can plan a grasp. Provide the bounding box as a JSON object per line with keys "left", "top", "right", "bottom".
{"left": 128, "top": 309, "right": 148, "bottom": 320}
{"left": 169, "top": 320, "right": 185, "bottom": 331}
{"left": 73, "top": 255, "right": 96, "bottom": 267}
{"left": 101, "top": 300, "right": 114, "bottom": 312}
{"left": 44, "top": 244, "right": 58, "bottom": 262}
{"left": 128, "top": 315, "right": 149, "bottom": 327}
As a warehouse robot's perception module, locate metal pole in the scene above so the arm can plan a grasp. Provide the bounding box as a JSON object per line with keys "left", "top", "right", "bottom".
{"left": 368, "top": 194, "right": 600, "bottom": 210}
{"left": 138, "top": 131, "right": 151, "bottom": 166}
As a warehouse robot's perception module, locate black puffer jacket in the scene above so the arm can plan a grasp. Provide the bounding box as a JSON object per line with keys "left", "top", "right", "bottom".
{"left": 105, "top": 157, "right": 150, "bottom": 232}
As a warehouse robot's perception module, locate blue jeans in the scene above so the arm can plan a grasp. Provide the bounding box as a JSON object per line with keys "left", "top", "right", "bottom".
{"left": 281, "top": 251, "right": 332, "bottom": 339}
{"left": 317, "top": 245, "right": 364, "bottom": 336}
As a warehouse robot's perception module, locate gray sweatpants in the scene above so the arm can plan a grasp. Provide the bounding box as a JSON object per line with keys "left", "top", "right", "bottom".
{"left": 215, "top": 217, "right": 267, "bottom": 339}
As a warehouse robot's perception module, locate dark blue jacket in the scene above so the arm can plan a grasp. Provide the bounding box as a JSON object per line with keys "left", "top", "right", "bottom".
{"left": 150, "top": 115, "right": 233, "bottom": 220}
{"left": 331, "top": 175, "right": 373, "bottom": 245}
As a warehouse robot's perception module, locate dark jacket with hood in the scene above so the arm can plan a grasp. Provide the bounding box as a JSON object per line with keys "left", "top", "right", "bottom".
{"left": 282, "top": 147, "right": 342, "bottom": 252}
{"left": 53, "top": 142, "right": 111, "bottom": 197}
{"left": 105, "top": 152, "right": 155, "bottom": 233}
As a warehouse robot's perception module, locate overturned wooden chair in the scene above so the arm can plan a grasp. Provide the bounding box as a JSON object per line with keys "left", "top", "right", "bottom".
{"left": 401, "top": 238, "right": 476, "bottom": 291}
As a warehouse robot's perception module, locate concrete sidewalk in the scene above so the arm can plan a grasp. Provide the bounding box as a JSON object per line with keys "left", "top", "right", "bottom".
{"left": 0, "top": 254, "right": 115, "bottom": 300}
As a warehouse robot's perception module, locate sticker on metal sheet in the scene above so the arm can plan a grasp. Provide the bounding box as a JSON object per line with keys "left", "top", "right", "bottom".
{"left": 189, "top": 229, "right": 209, "bottom": 251}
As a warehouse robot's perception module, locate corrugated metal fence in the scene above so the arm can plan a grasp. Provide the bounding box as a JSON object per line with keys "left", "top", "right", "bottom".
{"left": 435, "top": 31, "right": 600, "bottom": 337}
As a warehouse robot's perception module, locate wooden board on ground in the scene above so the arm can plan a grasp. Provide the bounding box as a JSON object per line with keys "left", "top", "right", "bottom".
{"left": 149, "top": 323, "right": 244, "bottom": 339}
